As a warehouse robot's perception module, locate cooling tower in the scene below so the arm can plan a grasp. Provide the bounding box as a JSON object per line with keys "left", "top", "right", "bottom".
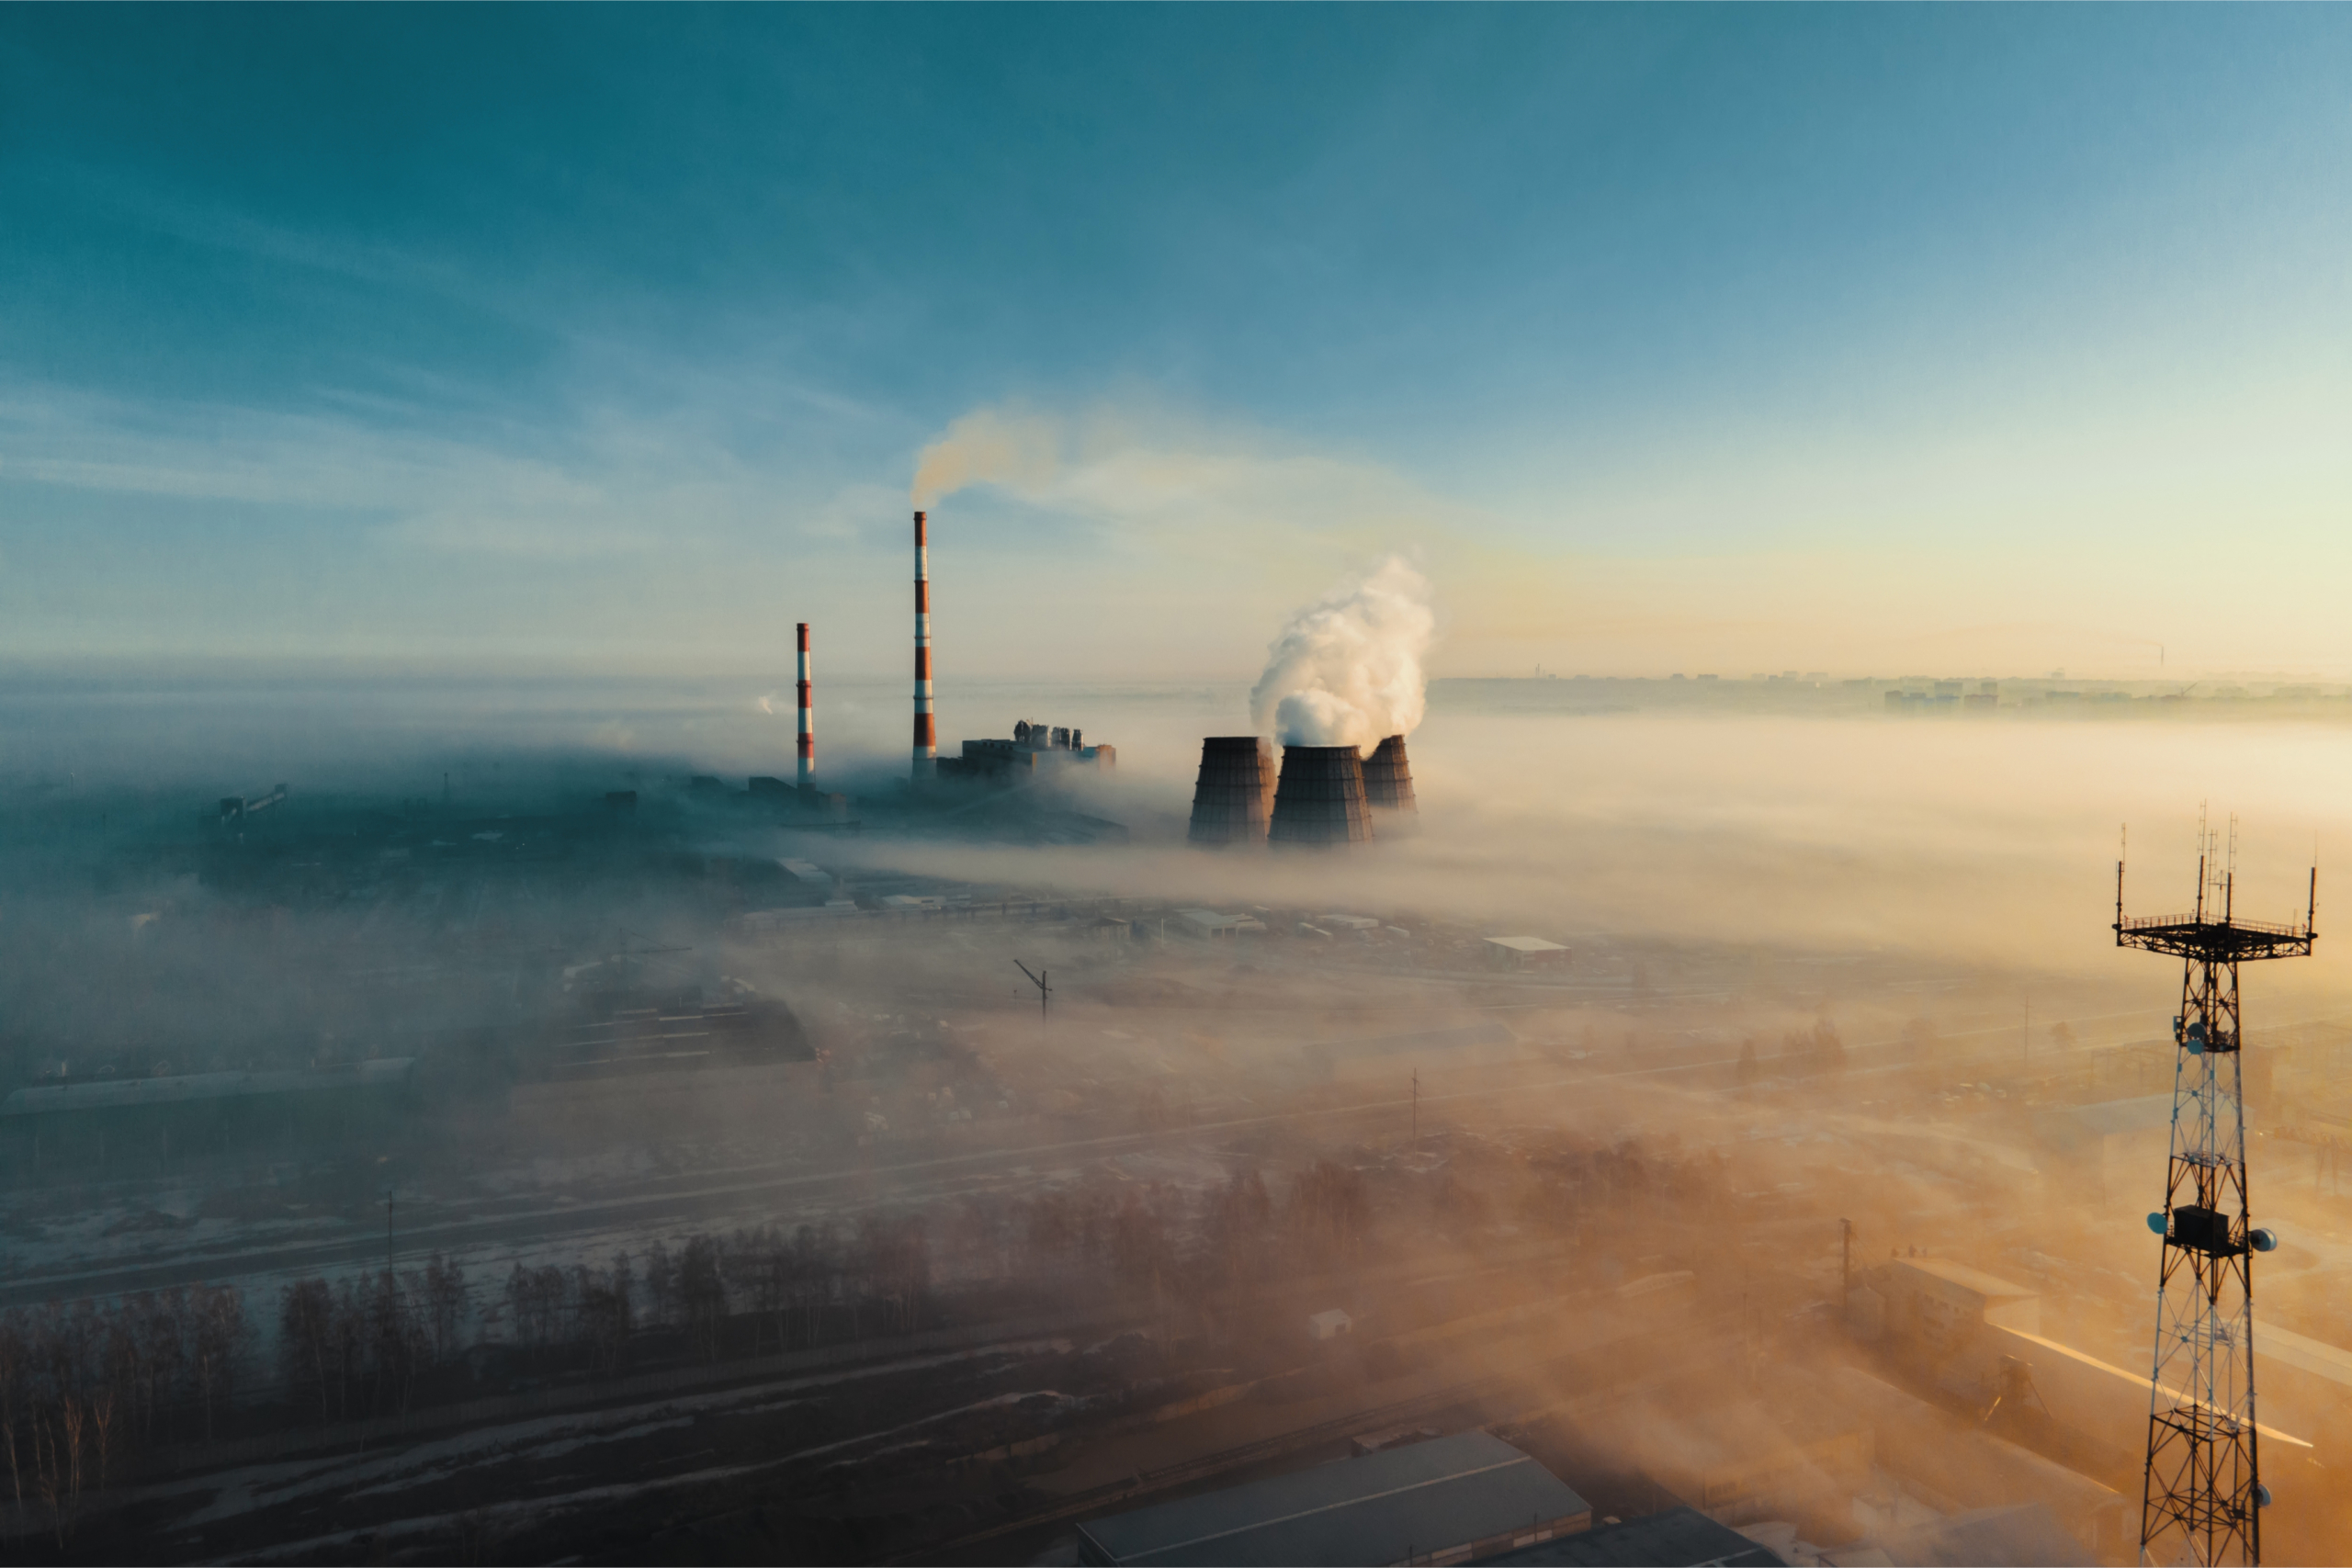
{"left": 1362, "top": 733, "right": 1417, "bottom": 815}
{"left": 1187, "top": 737, "right": 1275, "bottom": 846}
{"left": 1267, "top": 745, "right": 1376, "bottom": 847}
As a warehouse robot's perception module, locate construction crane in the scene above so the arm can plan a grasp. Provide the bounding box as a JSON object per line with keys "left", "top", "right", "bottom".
{"left": 2114, "top": 815, "right": 2314, "bottom": 1565}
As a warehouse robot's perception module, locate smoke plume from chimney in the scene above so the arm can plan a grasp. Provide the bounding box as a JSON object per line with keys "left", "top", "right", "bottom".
{"left": 910, "top": 407, "right": 1060, "bottom": 508}
{"left": 1250, "top": 557, "right": 1435, "bottom": 750}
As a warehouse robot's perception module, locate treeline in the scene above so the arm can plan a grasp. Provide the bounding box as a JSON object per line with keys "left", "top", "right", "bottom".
{"left": 0, "top": 1133, "right": 1725, "bottom": 1545}
{"left": 278, "top": 1255, "right": 468, "bottom": 1424}
{"left": 492, "top": 1218, "right": 933, "bottom": 1371}
{"left": 272, "top": 1217, "right": 939, "bottom": 1426}
{"left": 932, "top": 1139, "right": 1731, "bottom": 1331}
{"left": 0, "top": 1285, "right": 248, "bottom": 1545}
{"left": 926, "top": 1157, "right": 1398, "bottom": 1320}
{"left": 1737, "top": 1020, "right": 1846, "bottom": 1085}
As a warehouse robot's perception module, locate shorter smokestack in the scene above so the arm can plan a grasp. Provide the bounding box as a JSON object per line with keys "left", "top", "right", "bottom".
{"left": 1362, "top": 734, "right": 1416, "bottom": 816}
{"left": 912, "top": 510, "right": 936, "bottom": 779}
{"left": 796, "top": 622, "right": 815, "bottom": 790}
{"left": 1187, "top": 737, "right": 1275, "bottom": 847}
{"left": 1268, "top": 744, "right": 1376, "bottom": 847}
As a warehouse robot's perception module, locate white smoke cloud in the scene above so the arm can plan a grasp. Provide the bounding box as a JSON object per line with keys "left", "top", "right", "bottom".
{"left": 1249, "top": 557, "right": 1436, "bottom": 749}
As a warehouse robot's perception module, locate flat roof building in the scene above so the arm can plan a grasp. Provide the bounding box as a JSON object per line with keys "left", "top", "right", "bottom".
{"left": 1483, "top": 936, "right": 1569, "bottom": 971}
{"left": 1470, "top": 1506, "right": 1782, "bottom": 1566}
{"left": 1174, "top": 908, "right": 1266, "bottom": 940}
{"left": 1078, "top": 1430, "right": 1589, "bottom": 1566}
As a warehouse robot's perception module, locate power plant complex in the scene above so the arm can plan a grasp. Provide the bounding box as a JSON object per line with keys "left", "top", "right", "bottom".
{"left": 775, "top": 505, "right": 1408, "bottom": 846}
{"left": 761, "top": 511, "right": 1119, "bottom": 832}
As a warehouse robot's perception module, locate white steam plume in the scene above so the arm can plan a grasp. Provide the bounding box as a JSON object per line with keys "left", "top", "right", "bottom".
{"left": 1249, "top": 557, "right": 1436, "bottom": 749}
{"left": 910, "top": 407, "right": 1060, "bottom": 508}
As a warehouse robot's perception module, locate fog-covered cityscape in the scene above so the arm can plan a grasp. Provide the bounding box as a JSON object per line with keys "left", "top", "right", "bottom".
{"left": 6, "top": 6, "right": 2352, "bottom": 1566}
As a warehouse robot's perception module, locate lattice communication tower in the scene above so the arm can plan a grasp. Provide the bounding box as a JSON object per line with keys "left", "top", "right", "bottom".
{"left": 2114, "top": 817, "right": 2314, "bottom": 1566}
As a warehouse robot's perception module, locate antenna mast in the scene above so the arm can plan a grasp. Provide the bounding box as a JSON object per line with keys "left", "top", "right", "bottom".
{"left": 2115, "top": 820, "right": 2315, "bottom": 1565}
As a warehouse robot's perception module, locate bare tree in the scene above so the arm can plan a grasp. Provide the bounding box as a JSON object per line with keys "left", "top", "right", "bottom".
{"left": 679, "top": 1236, "right": 726, "bottom": 1360}
{"left": 421, "top": 1254, "right": 467, "bottom": 1364}
{"left": 280, "top": 1279, "right": 336, "bottom": 1424}
{"left": 643, "top": 1241, "right": 675, "bottom": 1330}
{"left": 190, "top": 1285, "right": 246, "bottom": 1446}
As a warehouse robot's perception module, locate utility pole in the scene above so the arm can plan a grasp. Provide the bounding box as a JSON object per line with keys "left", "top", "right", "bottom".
{"left": 1014, "top": 961, "right": 1051, "bottom": 1031}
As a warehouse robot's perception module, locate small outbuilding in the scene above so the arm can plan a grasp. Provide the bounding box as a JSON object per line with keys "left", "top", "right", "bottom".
{"left": 1307, "top": 1307, "right": 1353, "bottom": 1341}
{"left": 1483, "top": 936, "right": 1570, "bottom": 971}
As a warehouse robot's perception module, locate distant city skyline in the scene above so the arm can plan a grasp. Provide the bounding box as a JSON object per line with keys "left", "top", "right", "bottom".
{"left": 4, "top": 6, "right": 2349, "bottom": 680}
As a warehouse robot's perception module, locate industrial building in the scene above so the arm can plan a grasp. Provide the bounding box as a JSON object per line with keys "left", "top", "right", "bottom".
{"left": 2030, "top": 1092, "right": 2185, "bottom": 1201}
{"left": 216, "top": 783, "right": 288, "bottom": 824}
{"left": 944, "top": 721, "right": 1117, "bottom": 781}
{"left": 1468, "top": 1506, "right": 1781, "bottom": 1566}
{"left": 1076, "top": 1430, "right": 1590, "bottom": 1566}
{"left": 1173, "top": 908, "right": 1266, "bottom": 940}
{"left": 1483, "top": 935, "right": 1570, "bottom": 971}
{"left": 0, "top": 1058, "right": 418, "bottom": 1170}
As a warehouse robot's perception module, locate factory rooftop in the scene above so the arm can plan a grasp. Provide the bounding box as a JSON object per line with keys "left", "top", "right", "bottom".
{"left": 1469, "top": 1506, "right": 1783, "bottom": 1566}
{"left": 3, "top": 1058, "right": 416, "bottom": 1116}
{"left": 1076, "top": 1430, "right": 1590, "bottom": 1566}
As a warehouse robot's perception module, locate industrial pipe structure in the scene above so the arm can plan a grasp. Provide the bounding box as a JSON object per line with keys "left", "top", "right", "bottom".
{"left": 912, "top": 510, "right": 936, "bottom": 779}
{"left": 796, "top": 621, "right": 814, "bottom": 790}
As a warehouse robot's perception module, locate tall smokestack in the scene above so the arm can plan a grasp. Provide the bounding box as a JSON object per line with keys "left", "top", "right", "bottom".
{"left": 912, "top": 510, "right": 936, "bottom": 778}
{"left": 1267, "top": 745, "right": 1376, "bottom": 847}
{"left": 796, "top": 622, "right": 815, "bottom": 790}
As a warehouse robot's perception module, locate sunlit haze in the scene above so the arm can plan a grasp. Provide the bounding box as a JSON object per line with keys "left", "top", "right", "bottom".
{"left": 5, "top": 10, "right": 2351, "bottom": 1568}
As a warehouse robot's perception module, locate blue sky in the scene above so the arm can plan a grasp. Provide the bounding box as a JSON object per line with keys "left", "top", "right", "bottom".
{"left": 4, "top": 6, "right": 2349, "bottom": 679}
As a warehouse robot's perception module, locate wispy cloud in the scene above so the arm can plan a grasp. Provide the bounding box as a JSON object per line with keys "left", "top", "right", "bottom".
{"left": 0, "top": 380, "right": 877, "bottom": 560}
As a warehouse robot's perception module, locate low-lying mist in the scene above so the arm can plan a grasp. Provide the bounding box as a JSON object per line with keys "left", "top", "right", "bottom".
{"left": 4, "top": 667, "right": 2350, "bottom": 1563}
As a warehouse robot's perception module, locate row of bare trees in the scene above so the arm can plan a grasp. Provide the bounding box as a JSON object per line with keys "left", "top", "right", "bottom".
{"left": 926, "top": 1138, "right": 1731, "bottom": 1328}
{"left": 919, "top": 1158, "right": 1374, "bottom": 1320}
{"left": 278, "top": 1254, "right": 468, "bottom": 1425}
{"left": 503, "top": 1223, "right": 934, "bottom": 1368}
{"left": 1737, "top": 1019, "right": 1847, "bottom": 1085}
{"left": 0, "top": 1284, "right": 247, "bottom": 1545}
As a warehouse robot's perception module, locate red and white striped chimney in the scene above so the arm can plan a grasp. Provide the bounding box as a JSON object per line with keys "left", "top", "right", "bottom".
{"left": 795, "top": 621, "right": 814, "bottom": 790}
{"left": 911, "top": 510, "right": 936, "bottom": 777}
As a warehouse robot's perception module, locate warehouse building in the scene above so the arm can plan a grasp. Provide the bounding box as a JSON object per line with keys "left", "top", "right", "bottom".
{"left": 1077, "top": 1430, "right": 1590, "bottom": 1566}
{"left": 0, "top": 1058, "right": 419, "bottom": 1171}
{"left": 1470, "top": 1506, "right": 1782, "bottom": 1565}
{"left": 1483, "top": 936, "right": 1569, "bottom": 971}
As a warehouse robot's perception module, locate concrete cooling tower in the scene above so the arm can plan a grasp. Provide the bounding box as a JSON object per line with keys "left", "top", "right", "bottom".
{"left": 1267, "top": 744, "right": 1376, "bottom": 847}
{"left": 1187, "top": 737, "right": 1276, "bottom": 847}
{"left": 1361, "top": 733, "right": 1417, "bottom": 816}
